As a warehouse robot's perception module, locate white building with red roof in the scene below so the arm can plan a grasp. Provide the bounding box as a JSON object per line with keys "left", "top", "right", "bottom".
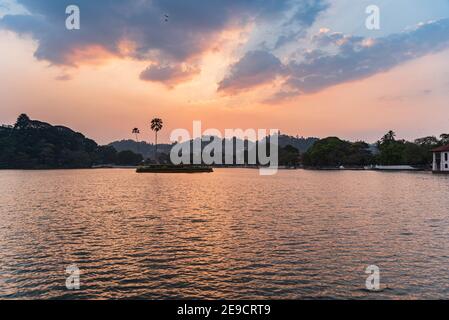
{"left": 432, "top": 144, "right": 449, "bottom": 173}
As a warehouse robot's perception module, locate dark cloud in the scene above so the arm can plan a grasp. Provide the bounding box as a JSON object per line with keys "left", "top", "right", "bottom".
{"left": 218, "top": 50, "right": 284, "bottom": 94}
{"left": 0, "top": 0, "right": 329, "bottom": 85}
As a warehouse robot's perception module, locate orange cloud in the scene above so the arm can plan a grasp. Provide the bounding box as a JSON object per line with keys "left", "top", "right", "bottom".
{"left": 64, "top": 45, "right": 118, "bottom": 66}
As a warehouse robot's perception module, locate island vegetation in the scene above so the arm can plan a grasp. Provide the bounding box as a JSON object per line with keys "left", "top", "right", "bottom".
{"left": 136, "top": 164, "right": 213, "bottom": 173}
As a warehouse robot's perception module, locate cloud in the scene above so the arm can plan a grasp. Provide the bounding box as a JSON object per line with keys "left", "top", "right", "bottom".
{"left": 218, "top": 50, "right": 284, "bottom": 94}
{"left": 10, "top": 0, "right": 448, "bottom": 97}
{"left": 140, "top": 63, "right": 200, "bottom": 87}
{"left": 0, "top": 0, "right": 324, "bottom": 84}
{"left": 55, "top": 73, "right": 72, "bottom": 81}
{"left": 281, "top": 19, "right": 449, "bottom": 96}
{"left": 274, "top": 0, "right": 329, "bottom": 49}
{"left": 0, "top": 0, "right": 330, "bottom": 85}
{"left": 217, "top": 19, "right": 449, "bottom": 102}
{"left": 378, "top": 89, "right": 433, "bottom": 103}
{"left": 288, "top": 0, "right": 328, "bottom": 26}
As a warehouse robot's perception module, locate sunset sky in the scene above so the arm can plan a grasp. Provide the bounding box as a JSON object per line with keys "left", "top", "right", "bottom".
{"left": 1, "top": 0, "right": 449, "bottom": 144}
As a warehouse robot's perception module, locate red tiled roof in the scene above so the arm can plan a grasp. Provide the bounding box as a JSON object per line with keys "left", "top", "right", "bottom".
{"left": 432, "top": 144, "right": 449, "bottom": 152}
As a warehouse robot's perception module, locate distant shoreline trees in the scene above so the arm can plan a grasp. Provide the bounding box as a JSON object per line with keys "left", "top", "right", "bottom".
{"left": 303, "top": 130, "right": 449, "bottom": 168}
{"left": 375, "top": 131, "right": 448, "bottom": 166}
{"left": 1, "top": 114, "right": 446, "bottom": 170}
{"left": 302, "top": 137, "right": 373, "bottom": 168}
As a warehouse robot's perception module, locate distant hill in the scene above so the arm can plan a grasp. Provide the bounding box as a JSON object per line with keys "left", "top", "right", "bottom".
{"left": 109, "top": 134, "right": 319, "bottom": 159}
{"left": 275, "top": 135, "right": 318, "bottom": 152}
{"left": 0, "top": 114, "right": 142, "bottom": 169}
{"left": 109, "top": 140, "right": 172, "bottom": 159}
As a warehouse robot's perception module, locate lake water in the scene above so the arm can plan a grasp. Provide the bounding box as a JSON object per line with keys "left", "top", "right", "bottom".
{"left": 0, "top": 168, "right": 448, "bottom": 299}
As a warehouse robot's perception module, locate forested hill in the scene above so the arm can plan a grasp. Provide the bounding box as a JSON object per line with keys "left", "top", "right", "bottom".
{"left": 110, "top": 135, "right": 319, "bottom": 158}
{"left": 0, "top": 114, "right": 142, "bottom": 169}
{"left": 275, "top": 135, "right": 318, "bottom": 152}
{"left": 109, "top": 140, "right": 172, "bottom": 159}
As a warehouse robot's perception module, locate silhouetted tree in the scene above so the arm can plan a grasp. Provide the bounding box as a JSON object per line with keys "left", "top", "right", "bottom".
{"left": 132, "top": 128, "right": 140, "bottom": 142}
{"left": 380, "top": 130, "right": 396, "bottom": 145}
{"left": 132, "top": 127, "right": 140, "bottom": 154}
{"left": 150, "top": 118, "right": 163, "bottom": 163}
{"left": 414, "top": 136, "right": 438, "bottom": 147}
{"left": 14, "top": 114, "right": 31, "bottom": 130}
{"left": 440, "top": 134, "right": 449, "bottom": 145}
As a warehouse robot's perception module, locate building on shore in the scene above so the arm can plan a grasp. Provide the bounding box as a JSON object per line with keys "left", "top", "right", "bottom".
{"left": 432, "top": 144, "right": 449, "bottom": 173}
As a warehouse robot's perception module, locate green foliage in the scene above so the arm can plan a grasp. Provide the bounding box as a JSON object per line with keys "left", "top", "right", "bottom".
{"left": 279, "top": 145, "right": 300, "bottom": 166}
{"left": 303, "top": 137, "right": 373, "bottom": 167}
{"left": 116, "top": 150, "right": 144, "bottom": 166}
{"left": 304, "top": 131, "right": 447, "bottom": 168}
{"left": 376, "top": 130, "right": 437, "bottom": 165}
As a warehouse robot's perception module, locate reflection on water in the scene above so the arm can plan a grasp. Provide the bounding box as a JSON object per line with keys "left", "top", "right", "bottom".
{"left": 0, "top": 169, "right": 448, "bottom": 299}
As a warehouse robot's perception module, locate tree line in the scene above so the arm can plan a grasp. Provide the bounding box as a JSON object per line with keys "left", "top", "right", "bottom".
{"left": 2, "top": 114, "right": 445, "bottom": 169}
{"left": 302, "top": 130, "right": 449, "bottom": 168}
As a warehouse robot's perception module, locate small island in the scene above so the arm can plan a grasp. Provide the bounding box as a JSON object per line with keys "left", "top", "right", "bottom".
{"left": 136, "top": 164, "right": 213, "bottom": 173}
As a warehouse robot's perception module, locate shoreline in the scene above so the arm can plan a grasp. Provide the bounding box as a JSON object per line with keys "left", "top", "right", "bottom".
{"left": 0, "top": 166, "right": 434, "bottom": 173}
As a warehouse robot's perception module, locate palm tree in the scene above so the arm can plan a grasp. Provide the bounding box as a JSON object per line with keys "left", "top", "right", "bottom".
{"left": 150, "top": 118, "right": 163, "bottom": 163}
{"left": 132, "top": 128, "right": 140, "bottom": 154}
{"left": 132, "top": 128, "right": 141, "bottom": 142}
{"left": 379, "top": 130, "right": 396, "bottom": 146}
{"left": 132, "top": 128, "right": 140, "bottom": 141}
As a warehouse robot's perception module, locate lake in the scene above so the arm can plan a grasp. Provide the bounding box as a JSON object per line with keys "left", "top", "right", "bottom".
{"left": 0, "top": 168, "right": 448, "bottom": 299}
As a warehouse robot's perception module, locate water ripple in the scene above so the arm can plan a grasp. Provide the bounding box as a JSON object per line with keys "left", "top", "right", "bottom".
{"left": 0, "top": 169, "right": 448, "bottom": 299}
